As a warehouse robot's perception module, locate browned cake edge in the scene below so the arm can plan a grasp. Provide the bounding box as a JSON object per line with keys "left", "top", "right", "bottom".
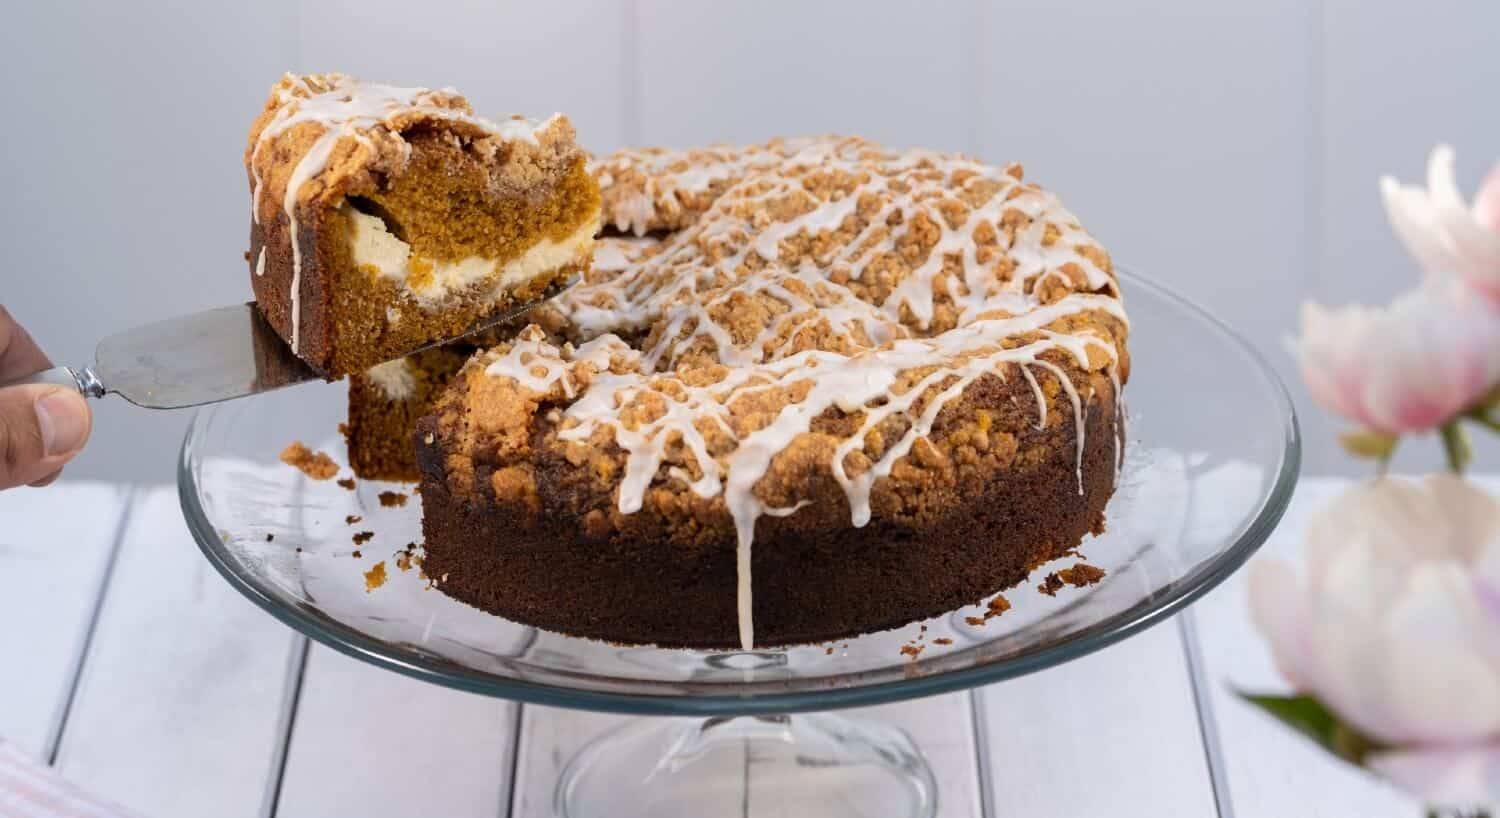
{"left": 415, "top": 380, "right": 1119, "bottom": 648}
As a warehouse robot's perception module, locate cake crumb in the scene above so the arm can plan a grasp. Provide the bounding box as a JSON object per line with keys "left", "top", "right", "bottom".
{"left": 1038, "top": 573, "right": 1065, "bottom": 596}
{"left": 336, "top": 477, "right": 356, "bottom": 491}
{"left": 295, "top": 547, "right": 302, "bottom": 553}
{"left": 346, "top": 515, "right": 362, "bottom": 525}
{"left": 395, "top": 543, "right": 419, "bottom": 572}
{"left": 338, "top": 422, "right": 350, "bottom": 436}
{"left": 264, "top": 533, "right": 274, "bottom": 542}
{"left": 378, "top": 491, "right": 408, "bottom": 508}
{"left": 934, "top": 637, "right": 953, "bottom": 646}
{"left": 1057, "top": 562, "right": 1106, "bottom": 588}
{"left": 353, "top": 531, "right": 374, "bottom": 546}
{"left": 966, "top": 594, "right": 1012, "bottom": 628}
{"left": 363, "top": 561, "right": 387, "bottom": 592}
{"left": 351, "top": 549, "right": 362, "bottom": 558}
{"left": 900, "top": 643, "right": 924, "bottom": 658}
{"left": 278, "top": 442, "right": 338, "bottom": 480}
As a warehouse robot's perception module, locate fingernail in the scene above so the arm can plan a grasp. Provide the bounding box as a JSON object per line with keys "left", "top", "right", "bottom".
{"left": 35, "top": 390, "right": 89, "bottom": 456}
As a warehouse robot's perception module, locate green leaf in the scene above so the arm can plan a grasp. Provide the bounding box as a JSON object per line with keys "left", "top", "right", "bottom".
{"left": 1236, "top": 691, "right": 1380, "bottom": 764}
{"left": 1479, "top": 383, "right": 1500, "bottom": 413}
{"left": 1467, "top": 384, "right": 1500, "bottom": 433}
{"left": 1339, "top": 430, "right": 1400, "bottom": 462}
{"left": 1441, "top": 422, "right": 1473, "bottom": 475}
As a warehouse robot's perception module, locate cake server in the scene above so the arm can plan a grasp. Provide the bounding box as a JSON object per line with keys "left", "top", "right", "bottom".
{"left": 0, "top": 298, "right": 549, "bottom": 409}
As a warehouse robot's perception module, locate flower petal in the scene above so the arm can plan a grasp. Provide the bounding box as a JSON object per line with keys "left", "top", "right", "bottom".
{"left": 1377, "top": 562, "right": 1500, "bottom": 743}
{"left": 1425, "top": 145, "right": 1500, "bottom": 292}
{"left": 1248, "top": 558, "right": 1314, "bottom": 691}
{"left": 1382, "top": 173, "right": 1462, "bottom": 277}
{"left": 1368, "top": 744, "right": 1500, "bottom": 810}
{"left": 1474, "top": 162, "right": 1500, "bottom": 235}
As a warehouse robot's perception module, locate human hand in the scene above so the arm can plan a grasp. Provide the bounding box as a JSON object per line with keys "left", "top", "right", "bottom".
{"left": 0, "top": 306, "right": 92, "bottom": 489}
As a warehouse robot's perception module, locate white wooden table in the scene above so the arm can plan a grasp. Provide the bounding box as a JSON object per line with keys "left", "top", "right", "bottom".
{"left": 0, "top": 478, "right": 1438, "bottom": 817}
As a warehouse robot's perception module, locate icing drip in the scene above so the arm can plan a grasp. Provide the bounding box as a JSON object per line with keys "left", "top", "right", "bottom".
{"left": 247, "top": 73, "right": 555, "bottom": 353}
{"left": 491, "top": 138, "right": 1128, "bottom": 649}
{"left": 254, "top": 247, "right": 266, "bottom": 277}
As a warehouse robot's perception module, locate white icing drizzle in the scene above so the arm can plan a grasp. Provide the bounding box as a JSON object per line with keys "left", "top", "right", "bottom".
{"left": 490, "top": 138, "right": 1127, "bottom": 649}
{"left": 247, "top": 74, "right": 556, "bottom": 353}
{"left": 254, "top": 247, "right": 266, "bottom": 276}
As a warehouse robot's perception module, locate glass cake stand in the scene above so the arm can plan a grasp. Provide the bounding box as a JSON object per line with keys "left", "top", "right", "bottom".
{"left": 178, "top": 270, "right": 1299, "bottom": 818}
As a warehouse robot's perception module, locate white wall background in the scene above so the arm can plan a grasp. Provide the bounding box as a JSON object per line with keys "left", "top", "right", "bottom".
{"left": 1, "top": 0, "right": 1496, "bottom": 483}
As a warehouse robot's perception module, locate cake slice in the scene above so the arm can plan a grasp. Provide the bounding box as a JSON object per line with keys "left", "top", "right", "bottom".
{"left": 245, "top": 73, "right": 600, "bottom": 377}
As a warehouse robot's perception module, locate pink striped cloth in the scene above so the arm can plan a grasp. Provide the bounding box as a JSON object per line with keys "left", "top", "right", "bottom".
{"left": 0, "top": 742, "right": 136, "bottom": 818}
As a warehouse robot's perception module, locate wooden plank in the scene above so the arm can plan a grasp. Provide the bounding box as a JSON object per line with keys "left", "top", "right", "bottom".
{"left": 634, "top": 0, "right": 971, "bottom": 151}
{"left": 53, "top": 486, "right": 302, "bottom": 818}
{"left": 975, "top": 621, "right": 1218, "bottom": 817}
{"left": 0, "top": 481, "right": 129, "bottom": 760}
{"left": 747, "top": 694, "right": 983, "bottom": 818}
{"left": 296, "top": 0, "right": 628, "bottom": 153}
{"left": 1189, "top": 477, "right": 1422, "bottom": 816}
{"left": 510, "top": 707, "right": 635, "bottom": 818}
{"left": 274, "top": 644, "right": 519, "bottom": 818}
{"left": 510, "top": 694, "right": 981, "bottom": 818}
{"left": 855, "top": 694, "right": 984, "bottom": 818}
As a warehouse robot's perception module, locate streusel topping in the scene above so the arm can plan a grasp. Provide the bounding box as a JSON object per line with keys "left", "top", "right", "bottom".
{"left": 470, "top": 136, "right": 1129, "bottom": 648}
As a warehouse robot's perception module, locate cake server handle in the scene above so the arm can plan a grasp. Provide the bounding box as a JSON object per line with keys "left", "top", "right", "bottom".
{"left": 0, "top": 366, "right": 108, "bottom": 399}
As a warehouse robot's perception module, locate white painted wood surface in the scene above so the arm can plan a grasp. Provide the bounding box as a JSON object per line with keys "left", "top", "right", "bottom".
{"left": 0, "top": 478, "right": 1485, "bottom": 816}
{"left": 976, "top": 622, "right": 1218, "bottom": 817}
{"left": 275, "top": 645, "right": 519, "bottom": 818}
{"left": 0, "top": 482, "right": 129, "bottom": 761}
{"left": 49, "top": 489, "right": 302, "bottom": 818}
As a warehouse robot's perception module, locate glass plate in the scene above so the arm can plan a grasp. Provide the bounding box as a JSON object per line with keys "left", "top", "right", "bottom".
{"left": 178, "top": 269, "right": 1299, "bottom": 716}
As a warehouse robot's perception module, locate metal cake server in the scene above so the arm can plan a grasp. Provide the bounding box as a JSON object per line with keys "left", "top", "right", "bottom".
{"left": 0, "top": 298, "right": 550, "bottom": 410}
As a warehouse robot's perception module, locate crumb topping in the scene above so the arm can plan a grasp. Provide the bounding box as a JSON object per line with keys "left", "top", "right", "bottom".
{"left": 440, "top": 136, "right": 1129, "bottom": 649}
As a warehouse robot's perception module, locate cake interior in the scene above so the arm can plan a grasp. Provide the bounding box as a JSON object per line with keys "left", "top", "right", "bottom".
{"left": 321, "top": 130, "right": 600, "bottom": 374}
{"left": 347, "top": 346, "right": 474, "bottom": 482}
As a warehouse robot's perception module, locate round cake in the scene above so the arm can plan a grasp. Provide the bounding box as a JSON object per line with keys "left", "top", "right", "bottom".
{"left": 416, "top": 136, "right": 1130, "bottom": 649}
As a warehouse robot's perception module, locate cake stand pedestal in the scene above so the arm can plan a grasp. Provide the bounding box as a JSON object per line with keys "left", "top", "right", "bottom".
{"left": 179, "top": 269, "right": 1298, "bottom": 818}
{"left": 556, "top": 713, "right": 936, "bottom": 818}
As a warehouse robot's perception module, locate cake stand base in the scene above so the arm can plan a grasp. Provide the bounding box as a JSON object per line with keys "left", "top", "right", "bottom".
{"left": 554, "top": 712, "right": 938, "bottom": 818}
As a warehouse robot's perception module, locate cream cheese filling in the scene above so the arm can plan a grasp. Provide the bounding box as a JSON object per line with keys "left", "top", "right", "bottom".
{"left": 364, "top": 357, "right": 417, "bottom": 401}
{"left": 347, "top": 206, "right": 598, "bottom": 308}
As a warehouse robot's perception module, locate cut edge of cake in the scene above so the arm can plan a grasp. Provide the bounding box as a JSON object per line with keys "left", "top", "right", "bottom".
{"left": 244, "top": 72, "right": 601, "bottom": 377}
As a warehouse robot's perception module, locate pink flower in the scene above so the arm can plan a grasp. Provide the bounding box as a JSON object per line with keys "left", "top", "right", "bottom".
{"left": 1367, "top": 744, "right": 1500, "bottom": 809}
{"left": 1382, "top": 145, "right": 1500, "bottom": 302}
{"left": 1290, "top": 277, "right": 1500, "bottom": 434}
{"left": 1250, "top": 475, "right": 1500, "bottom": 747}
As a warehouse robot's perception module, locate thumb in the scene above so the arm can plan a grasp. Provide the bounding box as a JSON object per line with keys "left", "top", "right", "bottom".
{"left": 0, "top": 385, "right": 92, "bottom": 489}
